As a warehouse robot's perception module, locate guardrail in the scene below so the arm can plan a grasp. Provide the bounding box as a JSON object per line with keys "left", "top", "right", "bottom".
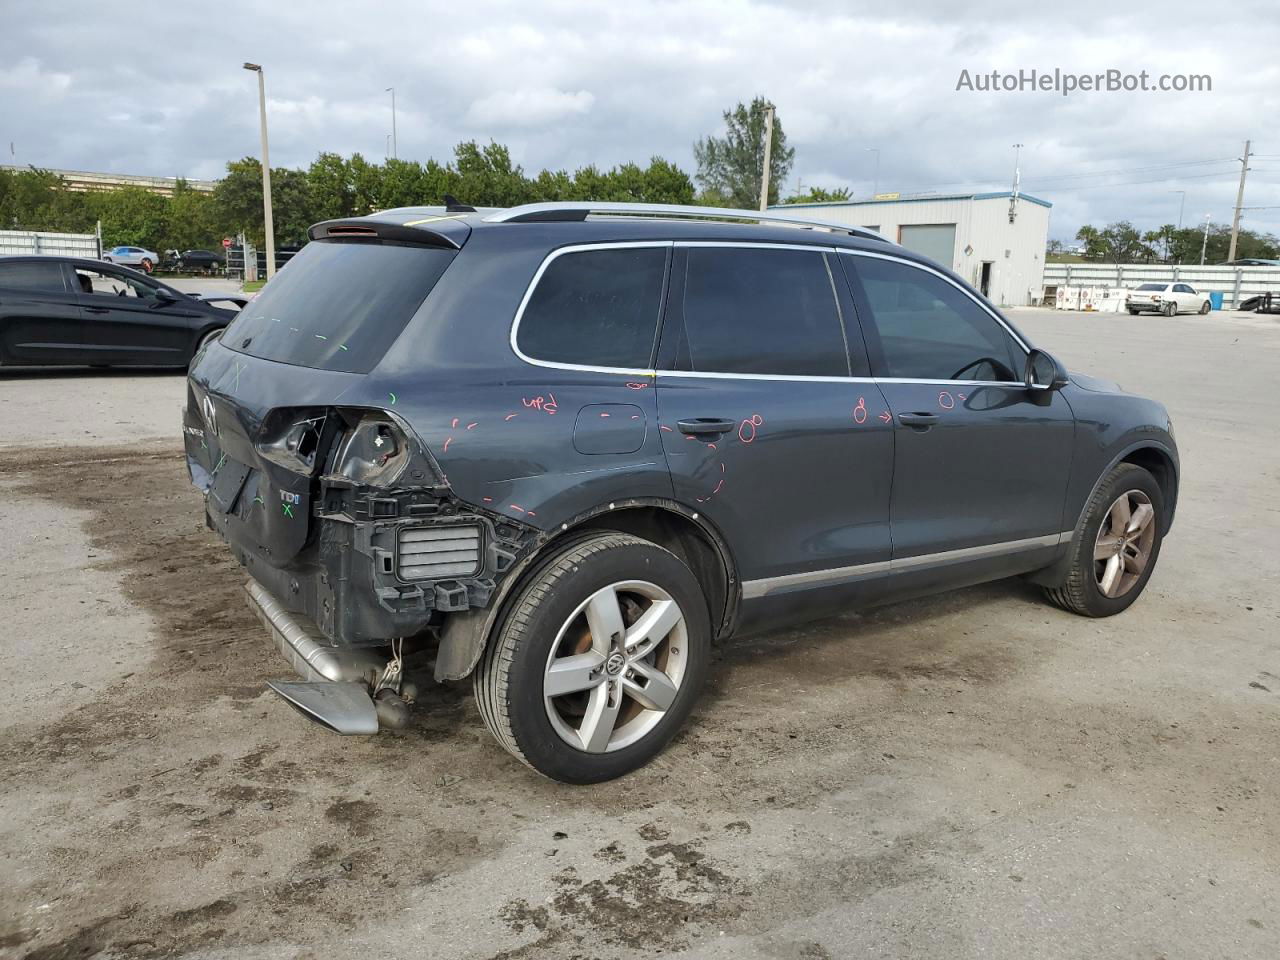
{"left": 1043, "top": 262, "right": 1280, "bottom": 308}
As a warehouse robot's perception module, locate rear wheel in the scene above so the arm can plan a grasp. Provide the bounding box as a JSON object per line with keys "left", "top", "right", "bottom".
{"left": 1044, "top": 463, "right": 1164, "bottom": 617}
{"left": 1127, "top": 307, "right": 1140, "bottom": 315}
{"left": 474, "top": 532, "right": 710, "bottom": 783}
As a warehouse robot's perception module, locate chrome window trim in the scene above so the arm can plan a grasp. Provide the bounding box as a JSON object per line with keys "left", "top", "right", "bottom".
{"left": 508, "top": 240, "right": 1036, "bottom": 388}
{"left": 741, "top": 531, "right": 1072, "bottom": 599}
{"left": 837, "top": 248, "right": 1032, "bottom": 357}
{"left": 509, "top": 241, "right": 672, "bottom": 377}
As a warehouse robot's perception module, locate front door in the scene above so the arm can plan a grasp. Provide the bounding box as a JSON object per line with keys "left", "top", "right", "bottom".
{"left": 72, "top": 266, "right": 200, "bottom": 364}
{"left": 655, "top": 244, "right": 894, "bottom": 630}
{"left": 841, "top": 251, "right": 1074, "bottom": 581}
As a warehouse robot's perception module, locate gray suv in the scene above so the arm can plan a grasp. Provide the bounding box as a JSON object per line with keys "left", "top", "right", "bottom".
{"left": 185, "top": 201, "right": 1178, "bottom": 783}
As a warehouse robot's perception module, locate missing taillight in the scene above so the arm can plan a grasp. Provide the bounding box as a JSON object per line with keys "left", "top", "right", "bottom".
{"left": 256, "top": 408, "right": 329, "bottom": 474}
{"left": 333, "top": 415, "right": 410, "bottom": 486}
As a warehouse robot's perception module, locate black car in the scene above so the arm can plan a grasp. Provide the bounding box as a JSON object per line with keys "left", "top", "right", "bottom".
{"left": 0, "top": 256, "right": 239, "bottom": 368}
{"left": 186, "top": 202, "right": 1178, "bottom": 783}
{"left": 179, "top": 249, "right": 224, "bottom": 273}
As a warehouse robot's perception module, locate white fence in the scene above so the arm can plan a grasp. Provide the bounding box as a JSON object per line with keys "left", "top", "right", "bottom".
{"left": 1043, "top": 262, "right": 1280, "bottom": 309}
{"left": 0, "top": 228, "right": 101, "bottom": 259}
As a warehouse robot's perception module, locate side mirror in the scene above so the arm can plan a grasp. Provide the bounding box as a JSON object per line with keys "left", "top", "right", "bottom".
{"left": 154, "top": 287, "right": 178, "bottom": 303}
{"left": 1024, "top": 348, "right": 1069, "bottom": 392}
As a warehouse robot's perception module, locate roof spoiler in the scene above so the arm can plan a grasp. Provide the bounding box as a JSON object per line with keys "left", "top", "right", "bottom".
{"left": 308, "top": 214, "right": 470, "bottom": 249}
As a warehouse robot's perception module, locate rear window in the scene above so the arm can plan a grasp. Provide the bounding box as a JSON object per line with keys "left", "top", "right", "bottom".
{"left": 1136, "top": 283, "right": 1166, "bottom": 291}
{"left": 516, "top": 246, "right": 667, "bottom": 369}
{"left": 221, "top": 240, "right": 455, "bottom": 373}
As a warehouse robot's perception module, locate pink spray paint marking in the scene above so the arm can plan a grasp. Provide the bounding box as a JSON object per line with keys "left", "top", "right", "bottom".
{"left": 738, "top": 414, "right": 763, "bottom": 443}
{"left": 852, "top": 396, "right": 868, "bottom": 425}
{"left": 938, "top": 391, "right": 955, "bottom": 410}
{"left": 504, "top": 413, "right": 519, "bottom": 421}
{"left": 878, "top": 410, "right": 893, "bottom": 424}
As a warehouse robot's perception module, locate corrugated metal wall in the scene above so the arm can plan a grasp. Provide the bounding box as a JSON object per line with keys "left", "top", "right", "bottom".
{"left": 0, "top": 229, "right": 100, "bottom": 259}
{"left": 1042, "top": 263, "right": 1280, "bottom": 307}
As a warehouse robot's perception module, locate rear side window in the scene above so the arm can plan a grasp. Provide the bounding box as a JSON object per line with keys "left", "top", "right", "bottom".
{"left": 517, "top": 246, "right": 667, "bottom": 369}
{"left": 0, "top": 260, "right": 67, "bottom": 293}
{"left": 674, "top": 246, "right": 850, "bottom": 377}
{"left": 222, "top": 241, "right": 455, "bottom": 374}
{"left": 849, "top": 255, "right": 1023, "bottom": 382}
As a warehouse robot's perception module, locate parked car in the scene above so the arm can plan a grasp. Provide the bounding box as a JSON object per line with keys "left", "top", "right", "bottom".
{"left": 1222, "top": 258, "right": 1280, "bottom": 267}
{"left": 0, "top": 256, "right": 237, "bottom": 368}
{"left": 102, "top": 245, "right": 160, "bottom": 273}
{"left": 178, "top": 249, "right": 225, "bottom": 273}
{"left": 1125, "top": 282, "right": 1211, "bottom": 316}
{"left": 186, "top": 202, "right": 1178, "bottom": 783}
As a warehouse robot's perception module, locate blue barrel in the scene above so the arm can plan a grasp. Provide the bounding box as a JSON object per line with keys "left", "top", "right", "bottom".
{"left": 1209, "top": 291, "right": 1224, "bottom": 311}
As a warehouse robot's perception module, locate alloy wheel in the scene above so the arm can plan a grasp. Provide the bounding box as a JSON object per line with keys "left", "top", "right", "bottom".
{"left": 543, "top": 580, "right": 687, "bottom": 753}
{"left": 1093, "top": 489, "right": 1156, "bottom": 598}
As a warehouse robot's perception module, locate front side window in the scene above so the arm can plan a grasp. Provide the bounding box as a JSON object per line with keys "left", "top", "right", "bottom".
{"left": 673, "top": 246, "right": 850, "bottom": 377}
{"left": 517, "top": 246, "right": 667, "bottom": 369}
{"left": 849, "top": 255, "right": 1023, "bottom": 382}
{"left": 75, "top": 267, "right": 158, "bottom": 299}
{"left": 0, "top": 260, "right": 67, "bottom": 293}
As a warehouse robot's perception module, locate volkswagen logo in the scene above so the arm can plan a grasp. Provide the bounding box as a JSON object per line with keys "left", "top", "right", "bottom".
{"left": 605, "top": 653, "right": 626, "bottom": 676}
{"left": 201, "top": 394, "right": 218, "bottom": 436}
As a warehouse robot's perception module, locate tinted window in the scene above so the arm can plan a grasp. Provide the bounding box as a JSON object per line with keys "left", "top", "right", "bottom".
{"left": 221, "top": 240, "right": 455, "bottom": 374}
{"left": 1137, "top": 283, "right": 1166, "bottom": 291}
{"left": 675, "top": 247, "right": 849, "bottom": 377}
{"left": 74, "top": 267, "right": 158, "bottom": 299}
{"left": 0, "top": 260, "right": 67, "bottom": 293}
{"left": 517, "top": 247, "right": 667, "bottom": 369}
{"left": 851, "top": 255, "right": 1023, "bottom": 382}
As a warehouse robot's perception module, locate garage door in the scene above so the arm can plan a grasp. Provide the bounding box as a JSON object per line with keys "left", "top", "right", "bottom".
{"left": 898, "top": 223, "right": 957, "bottom": 269}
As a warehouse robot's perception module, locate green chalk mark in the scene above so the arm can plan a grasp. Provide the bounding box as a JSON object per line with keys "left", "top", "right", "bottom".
{"left": 388, "top": 392, "right": 397, "bottom": 405}
{"left": 338, "top": 343, "right": 348, "bottom": 351}
{"left": 314, "top": 334, "right": 327, "bottom": 341}
{"left": 282, "top": 503, "right": 294, "bottom": 518}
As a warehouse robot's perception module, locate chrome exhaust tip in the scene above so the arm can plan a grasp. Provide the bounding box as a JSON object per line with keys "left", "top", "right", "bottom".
{"left": 266, "top": 680, "right": 380, "bottom": 735}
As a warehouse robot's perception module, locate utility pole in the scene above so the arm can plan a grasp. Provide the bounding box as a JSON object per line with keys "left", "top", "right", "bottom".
{"left": 243, "top": 62, "right": 276, "bottom": 280}
{"left": 1200, "top": 213, "right": 1212, "bottom": 266}
{"left": 386, "top": 87, "right": 398, "bottom": 160}
{"left": 1008, "top": 143, "right": 1023, "bottom": 224}
{"left": 758, "top": 104, "right": 775, "bottom": 212}
{"left": 1227, "top": 139, "right": 1251, "bottom": 262}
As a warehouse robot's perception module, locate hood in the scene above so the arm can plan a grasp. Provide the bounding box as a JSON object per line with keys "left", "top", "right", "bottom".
{"left": 1069, "top": 371, "right": 1123, "bottom": 393}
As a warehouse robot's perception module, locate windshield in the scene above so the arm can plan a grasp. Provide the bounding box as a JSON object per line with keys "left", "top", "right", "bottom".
{"left": 220, "top": 240, "right": 455, "bottom": 374}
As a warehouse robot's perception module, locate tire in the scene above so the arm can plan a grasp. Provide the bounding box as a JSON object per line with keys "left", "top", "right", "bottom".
{"left": 191, "top": 328, "right": 223, "bottom": 367}
{"left": 1044, "top": 463, "right": 1165, "bottom": 618}
{"left": 1163, "top": 301, "right": 1176, "bottom": 317}
{"left": 1200, "top": 300, "right": 1211, "bottom": 315}
{"left": 474, "top": 532, "right": 711, "bottom": 783}
{"left": 1127, "top": 308, "right": 1140, "bottom": 315}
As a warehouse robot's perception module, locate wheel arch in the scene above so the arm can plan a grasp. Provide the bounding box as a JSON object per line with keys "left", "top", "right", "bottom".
{"left": 434, "top": 499, "right": 738, "bottom": 682}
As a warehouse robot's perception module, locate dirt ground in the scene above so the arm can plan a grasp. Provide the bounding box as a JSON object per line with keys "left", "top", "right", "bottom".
{"left": 1, "top": 309, "right": 1277, "bottom": 960}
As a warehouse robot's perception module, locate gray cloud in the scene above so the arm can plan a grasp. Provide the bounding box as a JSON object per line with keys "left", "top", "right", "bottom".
{"left": 2, "top": 0, "right": 1277, "bottom": 239}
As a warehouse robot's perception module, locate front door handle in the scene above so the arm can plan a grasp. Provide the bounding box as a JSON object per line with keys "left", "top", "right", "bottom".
{"left": 676, "top": 418, "right": 735, "bottom": 436}
{"left": 898, "top": 412, "right": 939, "bottom": 428}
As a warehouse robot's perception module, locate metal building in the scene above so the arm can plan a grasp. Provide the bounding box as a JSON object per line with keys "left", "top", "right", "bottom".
{"left": 772, "top": 191, "right": 1052, "bottom": 306}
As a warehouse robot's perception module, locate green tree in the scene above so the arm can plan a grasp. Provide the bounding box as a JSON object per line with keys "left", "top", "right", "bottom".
{"left": 307, "top": 152, "right": 355, "bottom": 221}
{"left": 783, "top": 186, "right": 852, "bottom": 204}
{"left": 693, "top": 97, "right": 795, "bottom": 208}
{"left": 87, "top": 186, "right": 168, "bottom": 250}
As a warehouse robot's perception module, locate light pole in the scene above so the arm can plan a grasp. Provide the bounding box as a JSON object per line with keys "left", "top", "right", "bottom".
{"left": 1169, "top": 190, "right": 1186, "bottom": 229}
{"left": 758, "top": 104, "right": 775, "bottom": 212}
{"left": 242, "top": 62, "right": 276, "bottom": 280}
{"left": 865, "top": 148, "right": 880, "bottom": 197}
{"left": 1200, "top": 213, "right": 1212, "bottom": 266}
{"left": 386, "top": 87, "right": 397, "bottom": 160}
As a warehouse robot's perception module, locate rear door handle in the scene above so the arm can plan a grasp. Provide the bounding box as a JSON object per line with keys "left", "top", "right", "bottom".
{"left": 898, "top": 412, "right": 939, "bottom": 428}
{"left": 84, "top": 306, "right": 110, "bottom": 314}
{"left": 676, "top": 418, "right": 735, "bottom": 436}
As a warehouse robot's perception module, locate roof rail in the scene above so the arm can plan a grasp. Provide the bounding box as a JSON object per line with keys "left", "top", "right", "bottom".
{"left": 483, "top": 202, "right": 890, "bottom": 243}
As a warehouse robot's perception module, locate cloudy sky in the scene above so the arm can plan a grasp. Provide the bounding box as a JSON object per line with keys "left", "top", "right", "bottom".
{"left": 3, "top": 0, "right": 1278, "bottom": 241}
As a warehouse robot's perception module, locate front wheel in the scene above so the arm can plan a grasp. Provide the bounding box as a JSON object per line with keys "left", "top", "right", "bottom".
{"left": 1127, "top": 307, "right": 1140, "bottom": 315}
{"left": 1200, "top": 300, "right": 1211, "bottom": 315}
{"left": 1163, "top": 301, "right": 1176, "bottom": 317}
{"left": 1044, "top": 463, "right": 1165, "bottom": 617}
{"left": 474, "top": 532, "right": 711, "bottom": 783}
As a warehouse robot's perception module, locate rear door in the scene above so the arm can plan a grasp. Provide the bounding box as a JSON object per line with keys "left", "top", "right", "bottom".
{"left": 0, "top": 259, "right": 82, "bottom": 364}
{"left": 841, "top": 250, "right": 1074, "bottom": 582}
{"left": 655, "top": 243, "right": 894, "bottom": 628}
{"left": 72, "top": 265, "right": 202, "bottom": 364}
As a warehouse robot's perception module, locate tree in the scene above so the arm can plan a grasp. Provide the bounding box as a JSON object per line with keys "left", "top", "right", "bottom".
{"left": 783, "top": 186, "right": 852, "bottom": 205}
{"left": 693, "top": 97, "right": 795, "bottom": 208}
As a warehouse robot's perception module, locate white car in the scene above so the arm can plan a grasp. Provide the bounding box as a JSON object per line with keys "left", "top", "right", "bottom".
{"left": 102, "top": 245, "right": 160, "bottom": 273}
{"left": 1125, "top": 282, "right": 1212, "bottom": 316}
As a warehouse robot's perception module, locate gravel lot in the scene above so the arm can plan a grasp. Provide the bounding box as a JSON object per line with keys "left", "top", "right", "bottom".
{"left": 1, "top": 308, "right": 1277, "bottom": 960}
